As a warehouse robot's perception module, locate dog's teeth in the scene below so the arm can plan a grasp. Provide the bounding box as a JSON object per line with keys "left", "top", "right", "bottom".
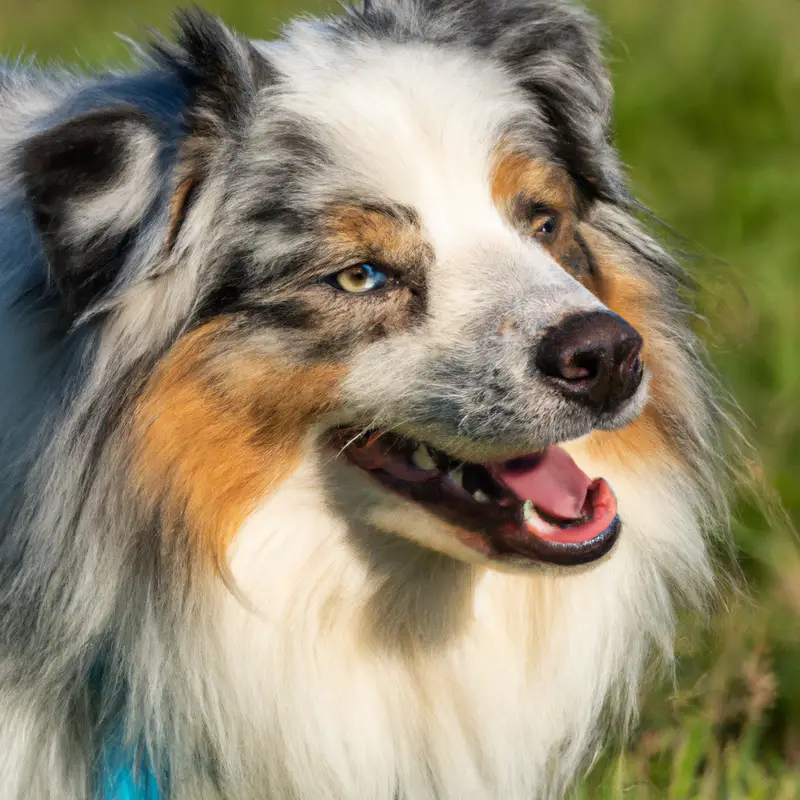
{"left": 472, "top": 489, "right": 490, "bottom": 503}
{"left": 411, "top": 444, "right": 437, "bottom": 471}
{"left": 523, "top": 500, "right": 536, "bottom": 521}
{"left": 448, "top": 466, "right": 465, "bottom": 488}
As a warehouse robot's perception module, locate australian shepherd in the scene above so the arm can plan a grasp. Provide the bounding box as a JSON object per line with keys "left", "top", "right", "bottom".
{"left": 0, "top": 1, "right": 729, "bottom": 797}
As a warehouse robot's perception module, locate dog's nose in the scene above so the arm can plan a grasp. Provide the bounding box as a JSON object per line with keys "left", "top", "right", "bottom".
{"left": 535, "top": 311, "right": 644, "bottom": 412}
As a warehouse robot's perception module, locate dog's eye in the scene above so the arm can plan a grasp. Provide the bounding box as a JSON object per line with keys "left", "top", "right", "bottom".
{"left": 327, "top": 263, "right": 389, "bottom": 294}
{"left": 533, "top": 215, "right": 559, "bottom": 239}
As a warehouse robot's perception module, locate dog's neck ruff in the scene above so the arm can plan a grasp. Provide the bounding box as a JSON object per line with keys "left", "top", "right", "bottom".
{"left": 198, "top": 450, "right": 706, "bottom": 798}
{"left": 84, "top": 441, "right": 705, "bottom": 799}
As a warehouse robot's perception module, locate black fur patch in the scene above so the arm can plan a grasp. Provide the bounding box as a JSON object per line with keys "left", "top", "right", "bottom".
{"left": 170, "top": 9, "right": 255, "bottom": 136}
{"left": 246, "top": 199, "right": 314, "bottom": 237}
{"left": 258, "top": 299, "right": 315, "bottom": 329}
{"left": 150, "top": 8, "right": 276, "bottom": 169}
{"left": 21, "top": 107, "right": 134, "bottom": 200}
{"left": 19, "top": 106, "right": 158, "bottom": 313}
{"left": 573, "top": 229, "right": 597, "bottom": 277}
{"left": 194, "top": 249, "right": 319, "bottom": 327}
{"left": 194, "top": 255, "right": 252, "bottom": 320}
{"left": 69, "top": 227, "right": 139, "bottom": 314}
{"left": 520, "top": 82, "right": 599, "bottom": 199}
{"left": 270, "top": 123, "right": 331, "bottom": 168}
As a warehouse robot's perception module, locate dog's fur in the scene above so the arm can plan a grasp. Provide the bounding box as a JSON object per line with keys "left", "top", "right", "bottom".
{"left": 0, "top": 2, "right": 729, "bottom": 797}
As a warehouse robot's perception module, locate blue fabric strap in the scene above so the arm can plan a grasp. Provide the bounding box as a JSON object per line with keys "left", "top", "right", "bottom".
{"left": 97, "top": 736, "right": 160, "bottom": 800}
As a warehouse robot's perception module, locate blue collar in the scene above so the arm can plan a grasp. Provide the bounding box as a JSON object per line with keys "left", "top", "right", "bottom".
{"left": 90, "top": 662, "right": 161, "bottom": 799}
{"left": 97, "top": 736, "right": 160, "bottom": 800}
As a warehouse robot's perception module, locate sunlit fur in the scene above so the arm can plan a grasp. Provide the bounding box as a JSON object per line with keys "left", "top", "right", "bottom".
{"left": 0, "top": 2, "right": 729, "bottom": 798}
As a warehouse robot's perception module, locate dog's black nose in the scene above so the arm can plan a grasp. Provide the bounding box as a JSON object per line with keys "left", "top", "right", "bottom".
{"left": 535, "top": 311, "right": 644, "bottom": 413}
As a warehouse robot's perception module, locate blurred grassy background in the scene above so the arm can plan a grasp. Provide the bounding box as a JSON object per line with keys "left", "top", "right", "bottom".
{"left": 2, "top": 0, "right": 798, "bottom": 795}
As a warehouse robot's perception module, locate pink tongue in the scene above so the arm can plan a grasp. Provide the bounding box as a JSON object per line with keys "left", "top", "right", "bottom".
{"left": 492, "top": 446, "right": 591, "bottom": 520}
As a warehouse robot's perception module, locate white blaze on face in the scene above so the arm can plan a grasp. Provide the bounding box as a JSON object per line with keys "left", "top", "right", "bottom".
{"left": 265, "top": 30, "right": 615, "bottom": 453}
{"left": 271, "top": 34, "right": 604, "bottom": 339}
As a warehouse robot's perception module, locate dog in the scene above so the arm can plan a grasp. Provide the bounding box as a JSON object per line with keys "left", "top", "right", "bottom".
{"left": 0, "top": 2, "right": 729, "bottom": 797}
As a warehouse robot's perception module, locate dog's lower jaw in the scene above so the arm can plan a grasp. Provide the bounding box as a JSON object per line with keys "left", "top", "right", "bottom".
{"left": 186, "top": 447, "right": 711, "bottom": 800}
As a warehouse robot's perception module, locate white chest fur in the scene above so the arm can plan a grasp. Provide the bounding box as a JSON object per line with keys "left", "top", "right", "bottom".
{"left": 213, "top": 451, "right": 704, "bottom": 799}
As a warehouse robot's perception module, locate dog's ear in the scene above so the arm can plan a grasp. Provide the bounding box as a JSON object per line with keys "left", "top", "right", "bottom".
{"left": 474, "top": 0, "right": 622, "bottom": 200}
{"left": 151, "top": 8, "right": 275, "bottom": 245}
{"left": 361, "top": 0, "right": 623, "bottom": 201}
{"left": 19, "top": 106, "right": 164, "bottom": 314}
{"left": 19, "top": 10, "right": 273, "bottom": 316}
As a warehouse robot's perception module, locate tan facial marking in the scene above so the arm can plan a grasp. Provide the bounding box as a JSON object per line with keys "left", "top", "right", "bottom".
{"left": 490, "top": 150, "right": 587, "bottom": 272}
{"left": 133, "top": 320, "right": 344, "bottom": 564}
{"left": 324, "top": 204, "right": 430, "bottom": 267}
{"left": 166, "top": 177, "right": 196, "bottom": 249}
{"left": 491, "top": 151, "right": 576, "bottom": 215}
{"left": 579, "top": 225, "right": 681, "bottom": 467}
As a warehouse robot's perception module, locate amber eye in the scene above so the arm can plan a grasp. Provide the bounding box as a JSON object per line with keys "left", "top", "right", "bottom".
{"left": 325, "top": 263, "right": 389, "bottom": 294}
{"left": 533, "top": 215, "right": 559, "bottom": 239}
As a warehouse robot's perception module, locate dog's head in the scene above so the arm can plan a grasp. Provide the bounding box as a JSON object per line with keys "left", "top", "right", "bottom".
{"left": 18, "top": 3, "right": 719, "bottom": 572}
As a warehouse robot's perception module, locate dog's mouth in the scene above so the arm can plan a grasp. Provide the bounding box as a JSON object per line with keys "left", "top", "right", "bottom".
{"left": 328, "top": 430, "right": 620, "bottom": 567}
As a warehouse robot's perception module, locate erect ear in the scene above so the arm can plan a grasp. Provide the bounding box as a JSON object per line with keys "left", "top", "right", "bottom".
{"left": 20, "top": 106, "right": 164, "bottom": 314}
{"left": 150, "top": 8, "right": 275, "bottom": 244}
{"left": 360, "top": 0, "right": 624, "bottom": 201}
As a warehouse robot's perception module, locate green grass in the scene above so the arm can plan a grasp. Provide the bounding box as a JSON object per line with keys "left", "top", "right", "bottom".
{"left": 3, "top": 0, "right": 799, "bottom": 795}
{"left": 577, "top": 2, "right": 800, "bottom": 794}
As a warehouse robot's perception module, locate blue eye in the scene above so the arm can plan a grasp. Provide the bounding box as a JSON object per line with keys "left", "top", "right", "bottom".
{"left": 328, "top": 263, "right": 389, "bottom": 294}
